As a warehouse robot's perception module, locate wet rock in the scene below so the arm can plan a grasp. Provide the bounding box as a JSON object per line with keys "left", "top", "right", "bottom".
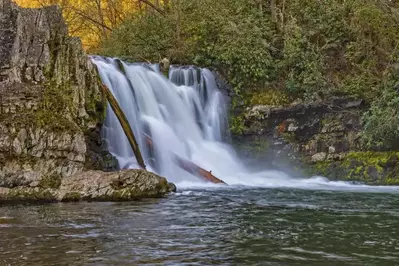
{"left": 0, "top": 170, "right": 175, "bottom": 202}
{"left": 233, "top": 97, "right": 399, "bottom": 183}
{"left": 159, "top": 58, "right": 170, "bottom": 74}
{"left": 59, "top": 170, "right": 175, "bottom": 201}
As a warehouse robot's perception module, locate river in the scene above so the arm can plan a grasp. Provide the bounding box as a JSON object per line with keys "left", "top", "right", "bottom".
{"left": 2, "top": 59, "right": 397, "bottom": 265}
{"left": 1, "top": 186, "right": 398, "bottom": 265}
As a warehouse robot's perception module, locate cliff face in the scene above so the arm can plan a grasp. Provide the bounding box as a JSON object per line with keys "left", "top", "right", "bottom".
{"left": 236, "top": 98, "right": 399, "bottom": 185}
{"left": 0, "top": 0, "right": 116, "bottom": 190}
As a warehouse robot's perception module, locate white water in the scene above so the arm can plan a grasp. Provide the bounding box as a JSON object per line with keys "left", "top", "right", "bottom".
{"left": 92, "top": 57, "right": 399, "bottom": 193}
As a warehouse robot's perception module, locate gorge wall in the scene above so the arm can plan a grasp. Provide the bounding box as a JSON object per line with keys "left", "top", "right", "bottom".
{"left": 0, "top": 0, "right": 116, "bottom": 191}
{"left": 236, "top": 98, "right": 399, "bottom": 185}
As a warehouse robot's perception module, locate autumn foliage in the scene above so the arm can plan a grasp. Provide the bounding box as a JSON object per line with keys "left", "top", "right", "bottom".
{"left": 15, "top": 0, "right": 167, "bottom": 51}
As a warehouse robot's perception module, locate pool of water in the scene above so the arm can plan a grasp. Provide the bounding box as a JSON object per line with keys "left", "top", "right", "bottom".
{"left": 1, "top": 187, "right": 399, "bottom": 265}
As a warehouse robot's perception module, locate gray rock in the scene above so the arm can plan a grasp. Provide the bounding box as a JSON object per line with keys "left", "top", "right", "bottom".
{"left": 0, "top": 170, "right": 175, "bottom": 202}
{"left": 59, "top": 169, "right": 176, "bottom": 201}
{"left": 0, "top": 0, "right": 118, "bottom": 192}
{"left": 311, "top": 152, "right": 327, "bottom": 162}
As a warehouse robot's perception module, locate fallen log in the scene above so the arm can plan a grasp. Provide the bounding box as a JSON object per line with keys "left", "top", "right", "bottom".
{"left": 143, "top": 135, "right": 225, "bottom": 184}
{"left": 101, "top": 84, "right": 146, "bottom": 170}
{"left": 174, "top": 155, "right": 226, "bottom": 184}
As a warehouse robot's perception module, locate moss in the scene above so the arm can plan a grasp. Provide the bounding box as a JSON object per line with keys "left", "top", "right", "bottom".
{"left": 249, "top": 89, "right": 291, "bottom": 106}
{"left": 309, "top": 151, "right": 399, "bottom": 185}
{"left": 312, "top": 161, "right": 331, "bottom": 175}
{"left": 384, "top": 178, "right": 399, "bottom": 185}
{"left": 34, "top": 81, "right": 80, "bottom": 133}
{"left": 7, "top": 188, "right": 57, "bottom": 201}
{"left": 281, "top": 132, "right": 296, "bottom": 143}
{"left": 62, "top": 192, "right": 82, "bottom": 202}
{"left": 39, "top": 173, "right": 62, "bottom": 189}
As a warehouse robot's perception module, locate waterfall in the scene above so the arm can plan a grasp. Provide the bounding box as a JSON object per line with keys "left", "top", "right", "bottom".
{"left": 92, "top": 57, "right": 247, "bottom": 185}
{"left": 91, "top": 57, "right": 399, "bottom": 190}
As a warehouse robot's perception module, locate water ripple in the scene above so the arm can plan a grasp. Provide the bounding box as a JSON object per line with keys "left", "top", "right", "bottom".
{"left": 1, "top": 188, "right": 398, "bottom": 265}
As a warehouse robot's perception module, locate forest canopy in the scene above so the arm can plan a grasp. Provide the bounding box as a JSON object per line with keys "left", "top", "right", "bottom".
{"left": 16, "top": 0, "right": 399, "bottom": 146}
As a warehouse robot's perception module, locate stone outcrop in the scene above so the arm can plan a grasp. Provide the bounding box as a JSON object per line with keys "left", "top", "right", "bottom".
{"left": 235, "top": 97, "right": 399, "bottom": 184}
{"left": 0, "top": 169, "right": 176, "bottom": 202}
{"left": 0, "top": 0, "right": 119, "bottom": 195}
{"left": 236, "top": 97, "right": 364, "bottom": 161}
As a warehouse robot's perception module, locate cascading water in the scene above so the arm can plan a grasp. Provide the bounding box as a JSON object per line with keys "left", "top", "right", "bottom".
{"left": 92, "top": 56, "right": 399, "bottom": 191}
{"left": 92, "top": 56, "right": 248, "bottom": 186}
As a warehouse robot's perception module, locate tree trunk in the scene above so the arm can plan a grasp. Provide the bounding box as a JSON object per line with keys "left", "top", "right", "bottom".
{"left": 101, "top": 84, "right": 147, "bottom": 170}
{"left": 174, "top": 155, "right": 226, "bottom": 184}
{"left": 270, "top": 0, "right": 277, "bottom": 22}
{"left": 94, "top": 0, "right": 108, "bottom": 37}
{"left": 144, "top": 135, "right": 226, "bottom": 184}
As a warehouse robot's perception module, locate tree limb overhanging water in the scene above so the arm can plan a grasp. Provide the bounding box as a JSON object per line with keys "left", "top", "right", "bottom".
{"left": 101, "top": 83, "right": 147, "bottom": 170}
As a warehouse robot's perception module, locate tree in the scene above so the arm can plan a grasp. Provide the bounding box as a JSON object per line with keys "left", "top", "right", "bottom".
{"left": 16, "top": 0, "right": 164, "bottom": 50}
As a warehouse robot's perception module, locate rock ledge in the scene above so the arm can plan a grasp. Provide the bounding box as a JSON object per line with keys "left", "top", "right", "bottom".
{"left": 0, "top": 170, "right": 176, "bottom": 202}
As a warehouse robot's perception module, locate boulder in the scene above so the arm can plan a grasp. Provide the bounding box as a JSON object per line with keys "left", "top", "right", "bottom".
{"left": 0, "top": 170, "right": 176, "bottom": 202}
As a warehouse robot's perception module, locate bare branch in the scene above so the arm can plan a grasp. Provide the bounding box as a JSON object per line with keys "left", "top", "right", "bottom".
{"left": 65, "top": 5, "right": 113, "bottom": 32}
{"left": 138, "top": 0, "right": 165, "bottom": 16}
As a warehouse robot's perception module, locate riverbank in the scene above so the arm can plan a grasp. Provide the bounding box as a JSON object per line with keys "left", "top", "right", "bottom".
{"left": 233, "top": 97, "right": 399, "bottom": 185}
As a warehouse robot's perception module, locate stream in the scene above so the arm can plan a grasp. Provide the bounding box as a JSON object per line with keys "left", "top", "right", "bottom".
{"left": 1, "top": 186, "right": 399, "bottom": 265}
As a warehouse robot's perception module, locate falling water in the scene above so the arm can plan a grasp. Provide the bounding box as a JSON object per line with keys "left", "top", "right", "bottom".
{"left": 92, "top": 57, "right": 246, "bottom": 185}
{"left": 92, "top": 57, "right": 399, "bottom": 191}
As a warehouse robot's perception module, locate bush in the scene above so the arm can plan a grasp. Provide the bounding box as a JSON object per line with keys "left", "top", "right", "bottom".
{"left": 100, "top": 0, "right": 399, "bottom": 103}
{"left": 362, "top": 73, "right": 399, "bottom": 149}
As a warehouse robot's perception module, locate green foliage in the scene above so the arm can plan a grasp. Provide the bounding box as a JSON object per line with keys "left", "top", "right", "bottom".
{"left": 311, "top": 151, "right": 399, "bottom": 185}
{"left": 101, "top": 0, "right": 399, "bottom": 100}
{"left": 101, "top": 0, "right": 275, "bottom": 92}
{"left": 362, "top": 84, "right": 399, "bottom": 149}
{"left": 249, "top": 89, "right": 291, "bottom": 106}
{"left": 229, "top": 115, "right": 246, "bottom": 135}
{"left": 101, "top": 13, "right": 175, "bottom": 62}
{"left": 100, "top": 0, "right": 399, "bottom": 147}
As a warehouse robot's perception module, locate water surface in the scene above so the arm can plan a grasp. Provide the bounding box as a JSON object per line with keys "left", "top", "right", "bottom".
{"left": 1, "top": 187, "right": 398, "bottom": 265}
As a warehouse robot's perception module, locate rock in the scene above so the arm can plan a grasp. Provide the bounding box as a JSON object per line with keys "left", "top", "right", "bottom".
{"left": 234, "top": 96, "right": 380, "bottom": 182}
{"left": 0, "top": 187, "right": 58, "bottom": 202}
{"left": 0, "top": 170, "right": 175, "bottom": 202}
{"left": 312, "top": 152, "right": 327, "bottom": 162}
{"left": 59, "top": 170, "right": 175, "bottom": 201}
{"left": 328, "top": 146, "right": 336, "bottom": 153}
{"left": 212, "top": 70, "right": 233, "bottom": 105}
{"left": 159, "top": 58, "right": 170, "bottom": 74}
{"left": 0, "top": 0, "right": 118, "bottom": 191}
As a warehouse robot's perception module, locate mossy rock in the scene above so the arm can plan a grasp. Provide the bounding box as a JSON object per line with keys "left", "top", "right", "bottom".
{"left": 2, "top": 187, "right": 58, "bottom": 202}
{"left": 309, "top": 151, "right": 399, "bottom": 185}
{"left": 39, "top": 174, "right": 62, "bottom": 189}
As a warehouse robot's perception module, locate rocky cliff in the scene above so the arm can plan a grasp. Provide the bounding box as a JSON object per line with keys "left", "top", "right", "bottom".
{"left": 236, "top": 98, "right": 399, "bottom": 185}
{"left": 0, "top": 0, "right": 119, "bottom": 194}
